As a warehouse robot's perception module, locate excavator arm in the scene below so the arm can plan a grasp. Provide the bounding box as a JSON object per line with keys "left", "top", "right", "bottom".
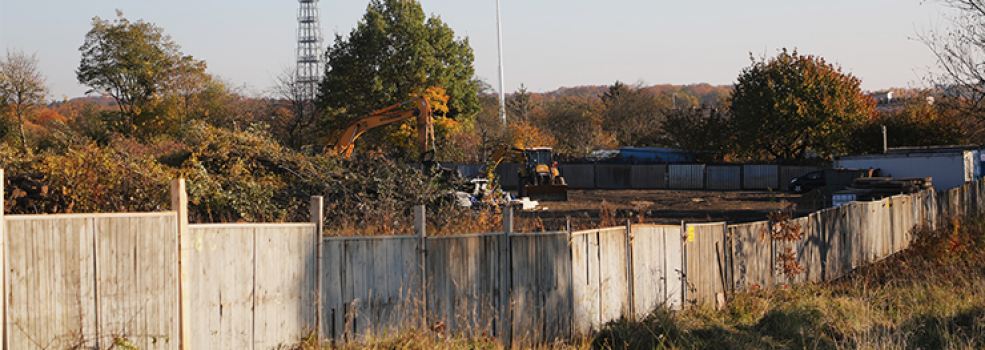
{"left": 329, "top": 97, "right": 434, "bottom": 158}
{"left": 479, "top": 144, "right": 526, "bottom": 178}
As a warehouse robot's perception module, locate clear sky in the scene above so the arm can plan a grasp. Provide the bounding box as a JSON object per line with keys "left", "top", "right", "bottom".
{"left": 0, "top": 0, "right": 955, "bottom": 100}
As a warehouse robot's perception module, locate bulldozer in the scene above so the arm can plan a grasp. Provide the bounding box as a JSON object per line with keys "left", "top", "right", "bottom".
{"left": 481, "top": 145, "right": 568, "bottom": 202}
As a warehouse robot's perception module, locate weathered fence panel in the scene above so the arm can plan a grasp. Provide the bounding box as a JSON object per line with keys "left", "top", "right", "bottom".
{"left": 560, "top": 164, "right": 595, "bottom": 189}
{"left": 188, "top": 223, "right": 317, "bottom": 350}
{"left": 630, "top": 164, "right": 667, "bottom": 189}
{"left": 510, "top": 232, "right": 573, "bottom": 342}
{"left": 730, "top": 221, "right": 772, "bottom": 291}
{"left": 5, "top": 213, "right": 179, "bottom": 350}
{"left": 743, "top": 165, "right": 779, "bottom": 190}
{"left": 571, "top": 230, "right": 601, "bottom": 333}
{"left": 706, "top": 165, "right": 741, "bottom": 190}
{"left": 571, "top": 227, "right": 630, "bottom": 332}
{"left": 684, "top": 223, "right": 730, "bottom": 305}
{"left": 426, "top": 234, "right": 499, "bottom": 338}
{"left": 683, "top": 222, "right": 727, "bottom": 307}
{"left": 188, "top": 225, "right": 255, "bottom": 349}
{"left": 322, "top": 236, "right": 420, "bottom": 341}
{"left": 669, "top": 164, "right": 704, "bottom": 190}
{"left": 631, "top": 225, "right": 683, "bottom": 315}
{"left": 253, "top": 225, "right": 319, "bottom": 349}
{"left": 596, "top": 164, "right": 632, "bottom": 189}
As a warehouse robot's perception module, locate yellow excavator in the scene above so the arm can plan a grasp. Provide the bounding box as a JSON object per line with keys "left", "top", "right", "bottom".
{"left": 327, "top": 96, "right": 435, "bottom": 161}
{"left": 481, "top": 145, "right": 568, "bottom": 201}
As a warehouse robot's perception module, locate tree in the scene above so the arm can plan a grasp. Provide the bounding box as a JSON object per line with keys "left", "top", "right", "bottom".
{"left": 849, "top": 96, "right": 966, "bottom": 154}
{"left": 270, "top": 67, "right": 321, "bottom": 150}
{"left": 599, "top": 81, "right": 670, "bottom": 147}
{"left": 662, "top": 107, "right": 732, "bottom": 161}
{"left": 506, "top": 84, "right": 534, "bottom": 122}
{"left": 77, "top": 10, "right": 207, "bottom": 136}
{"left": 533, "top": 96, "right": 613, "bottom": 157}
{"left": 317, "top": 0, "right": 478, "bottom": 146}
{"left": 729, "top": 49, "right": 875, "bottom": 160}
{"left": 0, "top": 49, "right": 48, "bottom": 153}
{"left": 473, "top": 79, "right": 507, "bottom": 156}
{"left": 921, "top": 0, "right": 985, "bottom": 128}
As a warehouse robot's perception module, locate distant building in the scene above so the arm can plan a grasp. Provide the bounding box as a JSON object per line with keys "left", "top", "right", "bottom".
{"left": 836, "top": 145, "right": 984, "bottom": 191}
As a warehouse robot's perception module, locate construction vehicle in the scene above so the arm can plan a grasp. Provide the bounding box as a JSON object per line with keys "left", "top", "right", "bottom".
{"left": 327, "top": 97, "right": 434, "bottom": 161}
{"left": 480, "top": 145, "right": 568, "bottom": 202}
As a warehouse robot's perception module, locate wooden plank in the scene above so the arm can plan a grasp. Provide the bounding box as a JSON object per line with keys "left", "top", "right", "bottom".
{"left": 598, "top": 227, "right": 629, "bottom": 323}
{"left": 5, "top": 216, "right": 90, "bottom": 349}
{"left": 685, "top": 223, "right": 726, "bottom": 307}
{"left": 253, "top": 225, "right": 318, "bottom": 349}
{"left": 631, "top": 225, "right": 681, "bottom": 317}
{"left": 171, "top": 179, "right": 191, "bottom": 350}
{"left": 426, "top": 234, "right": 499, "bottom": 338}
{"left": 188, "top": 225, "right": 255, "bottom": 350}
{"left": 570, "top": 230, "right": 601, "bottom": 332}
{"left": 94, "top": 216, "right": 139, "bottom": 345}
{"left": 132, "top": 214, "right": 180, "bottom": 350}
{"left": 509, "top": 233, "right": 571, "bottom": 343}
{"left": 730, "top": 221, "right": 771, "bottom": 291}
{"left": 664, "top": 225, "right": 684, "bottom": 311}
{"left": 321, "top": 238, "right": 344, "bottom": 343}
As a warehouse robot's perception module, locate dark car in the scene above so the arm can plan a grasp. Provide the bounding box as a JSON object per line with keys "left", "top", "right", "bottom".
{"left": 789, "top": 170, "right": 825, "bottom": 193}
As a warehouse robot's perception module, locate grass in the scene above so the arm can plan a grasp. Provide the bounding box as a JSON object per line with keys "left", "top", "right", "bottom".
{"left": 314, "top": 215, "right": 985, "bottom": 349}
{"left": 591, "top": 215, "right": 985, "bottom": 350}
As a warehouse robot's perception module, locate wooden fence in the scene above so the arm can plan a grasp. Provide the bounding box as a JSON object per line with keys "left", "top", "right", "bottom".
{"left": 6, "top": 171, "right": 985, "bottom": 349}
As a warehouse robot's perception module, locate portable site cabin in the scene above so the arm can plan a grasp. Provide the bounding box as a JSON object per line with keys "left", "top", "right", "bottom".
{"left": 835, "top": 146, "right": 984, "bottom": 191}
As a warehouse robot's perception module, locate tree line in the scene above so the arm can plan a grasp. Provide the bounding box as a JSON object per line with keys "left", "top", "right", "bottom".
{"left": 0, "top": 0, "right": 984, "bottom": 221}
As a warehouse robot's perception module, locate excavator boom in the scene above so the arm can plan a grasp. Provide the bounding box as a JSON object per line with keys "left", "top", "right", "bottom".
{"left": 329, "top": 97, "right": 433, "bottom": 158}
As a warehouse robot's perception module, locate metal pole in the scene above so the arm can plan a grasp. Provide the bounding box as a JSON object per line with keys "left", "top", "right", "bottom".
{"left": 495, "top": 0, "right": 507, "bottom": 123}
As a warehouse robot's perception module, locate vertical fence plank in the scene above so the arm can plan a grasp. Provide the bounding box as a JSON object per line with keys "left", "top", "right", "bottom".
{"left": 570, "top": 230, "right": 601, "bottom": 333}
{"left": 171, "top": 179, "right": 191, "bottom": 350}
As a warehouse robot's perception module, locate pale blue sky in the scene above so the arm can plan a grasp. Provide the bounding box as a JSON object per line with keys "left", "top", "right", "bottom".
{"left": 0, "top": 0, "right": 954, "bottom": 100}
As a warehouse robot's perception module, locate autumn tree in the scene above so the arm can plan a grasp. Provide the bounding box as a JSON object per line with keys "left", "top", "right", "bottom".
{"left": 77, "top": 10, "right": 207, "bottom": 136}
{"left": 849, "top": 96, "right": 966, "bottom": 154}
{"left": 729, "top": 49, "right": 875, "bottom": 160}
{"left": 0, "top": 49, "right": 48, "bottom": 153}
{"left": 318, "top": 0, "right": 478, "bottom": 155}
{"left": 599, "top": 81, "right": 670, "bottom": 147}
{"left": 533, "top": 96, "right": 613, "bottom": 157}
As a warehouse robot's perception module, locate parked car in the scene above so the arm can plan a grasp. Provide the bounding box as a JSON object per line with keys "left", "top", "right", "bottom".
{"left": 789, "top": 170, "right": 825, "bottom": 193}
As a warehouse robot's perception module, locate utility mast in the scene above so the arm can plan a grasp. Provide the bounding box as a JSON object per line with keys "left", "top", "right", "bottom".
{"left": 297, "top": 0, "right": 323, "bottom": 118}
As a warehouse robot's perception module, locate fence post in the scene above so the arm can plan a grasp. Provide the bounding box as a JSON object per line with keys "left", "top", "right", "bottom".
{"left": 499, "top": 205, "right": 514, "bottom": 346}
{"left": 170, "top": 179, "right": 191, "bottom": 350}
{"left": 1, "top": 169, "right": 5, "bottom": 350}
{"left": 625, "top": 219, "right": 635, "bottom": 320}
{"left": 310, "top": 196, "right": 324, "bottom": 346}
{"left": 414, "top": 205, "right": 427, "bottom": 331}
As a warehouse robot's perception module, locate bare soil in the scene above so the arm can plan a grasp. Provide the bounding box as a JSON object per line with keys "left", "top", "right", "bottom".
{"left": 514, "top": 189, "right": 826, "bottom": 231}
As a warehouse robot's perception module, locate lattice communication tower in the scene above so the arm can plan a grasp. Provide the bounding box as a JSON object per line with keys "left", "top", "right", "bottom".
{"left": 296, "top": 0, "right": 323, "bottom": 108}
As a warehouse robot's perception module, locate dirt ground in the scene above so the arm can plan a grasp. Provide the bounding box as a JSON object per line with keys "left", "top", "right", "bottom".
{"left": 514, "top": 189, "right": 826, "bottom": 231}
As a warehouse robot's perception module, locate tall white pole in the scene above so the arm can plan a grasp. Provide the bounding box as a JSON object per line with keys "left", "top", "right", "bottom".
{"left": 495, "top": 0, "right": 507, "bottom": 123}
